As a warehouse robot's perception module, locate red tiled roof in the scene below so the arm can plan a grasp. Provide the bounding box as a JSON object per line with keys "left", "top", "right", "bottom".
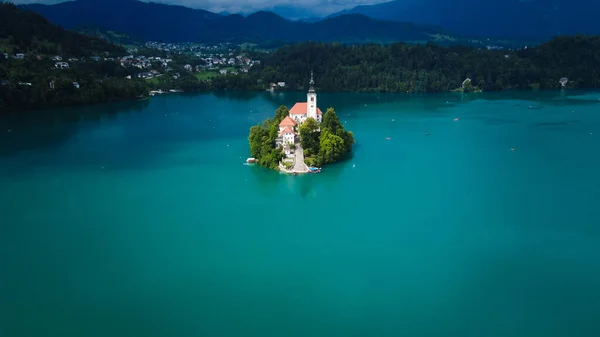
{"left": 279, "top": 115, "right": 297, "bottom": 127}
{"left": 289, "top": 102, "right": 307, "bottom": 115}
{"left": 290, "top": 102, "right": 323, "bottom": 115}
{"left": 280, "top": 127, "right": 296, "bottom": 136}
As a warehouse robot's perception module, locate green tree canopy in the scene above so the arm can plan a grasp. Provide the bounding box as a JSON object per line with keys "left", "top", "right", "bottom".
{"left": 322, "top": 107, "right": 343, "bottom": 134}
{"left": 250, "top": 36, "right": 600, "bottom": 93}
{"left": 274, "top": 105, "right": 289, "bottom": 124}
{"left": 247, "top": 107, "right": 287, "bottom": 170}
{"left": 299, "top": 117, "right": 319, "bottom": 156}
{"left": 300, "top": 107, "right": 354, "bottom": 167}
{"left": 319, "top": 128, "right": 346, "bottom": 165}
{"left": 248, "top": 125, "right": 268, "bottom": 159}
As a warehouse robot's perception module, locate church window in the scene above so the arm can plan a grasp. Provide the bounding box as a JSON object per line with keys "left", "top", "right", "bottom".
{"left": 311, "top": 97, "right": 314, "bottom": 102}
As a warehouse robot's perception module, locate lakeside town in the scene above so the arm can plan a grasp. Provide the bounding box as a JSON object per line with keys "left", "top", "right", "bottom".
{"left": 1, "top": 42, "right": 265, "bottom": 90}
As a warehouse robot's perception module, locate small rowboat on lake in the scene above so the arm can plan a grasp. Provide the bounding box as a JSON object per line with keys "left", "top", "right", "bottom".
{"left": 246, "top": 158, "right": 257, "bottom": 163}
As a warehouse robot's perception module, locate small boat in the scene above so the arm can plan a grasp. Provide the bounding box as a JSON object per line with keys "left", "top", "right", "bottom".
{"left": 246, "top": 157, "right": 257, "bottom": 163}
{"left": 308, "top": 167, "right": 321, "bottom": 173}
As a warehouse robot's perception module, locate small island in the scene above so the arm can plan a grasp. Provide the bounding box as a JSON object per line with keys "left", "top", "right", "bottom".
{"left": 248, "top": 72, "right": 354, "bottom": 173}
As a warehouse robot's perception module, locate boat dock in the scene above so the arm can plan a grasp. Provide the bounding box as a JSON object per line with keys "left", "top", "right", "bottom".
{"left": 278, "top": 143, "right": 314, "bottom": 174}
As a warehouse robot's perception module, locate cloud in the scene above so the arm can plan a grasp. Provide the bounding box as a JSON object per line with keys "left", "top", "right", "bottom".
{"left": 10, "top": 0, "right": 389, "bottom": 16}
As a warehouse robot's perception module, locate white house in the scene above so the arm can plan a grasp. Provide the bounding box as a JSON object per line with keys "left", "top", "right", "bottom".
{"left": 289, "top": 71, "right": 322, "bottom": 124}
{"left": 280, "top": 127, "right": 296, "bottom": 145}
{"left": 276, "top": 116, "right": 297, "bottom": 147}
{"left": 55, "top": 62, "right": 69, "bottom": 69}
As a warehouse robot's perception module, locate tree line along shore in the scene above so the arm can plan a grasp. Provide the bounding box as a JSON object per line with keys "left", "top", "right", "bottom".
{"left": 2, "top": 1, "right": 600, "bottom": 114}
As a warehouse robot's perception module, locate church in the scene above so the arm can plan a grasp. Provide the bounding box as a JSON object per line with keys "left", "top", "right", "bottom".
{"left": 277, "top": 71, "right": 323, "bottom": 148}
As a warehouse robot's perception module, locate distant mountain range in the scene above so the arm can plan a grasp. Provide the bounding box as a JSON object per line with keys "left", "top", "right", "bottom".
{"left": 0, "top": 2, "right": 122, "bottom": 56}
{"left": 327, "top": 0, "right": 600, "bottom": 38}
{"left": 20, "top": 0, "right": 445, "bottom": 44}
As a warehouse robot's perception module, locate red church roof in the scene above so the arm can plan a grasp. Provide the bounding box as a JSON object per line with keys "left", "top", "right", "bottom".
{"left": 280, "top": 127, "right": 296, "bottom": 136}
{"left": 279, "top": 116, "right": 297, "bottom": 127}
{"left": 289, "top": 102, "right": 307, "bottom": 115}
{"left": 289, "top": 102, "right": 323, "bottom": 115}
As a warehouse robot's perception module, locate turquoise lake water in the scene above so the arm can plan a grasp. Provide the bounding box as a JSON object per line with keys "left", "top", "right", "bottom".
{"left": 1, "top": 90, "right": 600, "bottom": 337}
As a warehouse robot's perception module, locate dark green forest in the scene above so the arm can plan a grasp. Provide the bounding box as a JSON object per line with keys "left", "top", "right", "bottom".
{"left": 0, "top": 2, "right": 148, "bottom": 111}
{"left": 170, "top": 35, "right": 600, "bottom": 94}
{"left": 0, "top": 57, "right": 149, "bottom": 111}
{"left": 3, "top": 0, "right": 600, "bottom": 112}
{"left": 0, "top": 3, "right": 123, "bottom": 56}
{"left": 251, "top": 35, "right": 600, "bottom": 93}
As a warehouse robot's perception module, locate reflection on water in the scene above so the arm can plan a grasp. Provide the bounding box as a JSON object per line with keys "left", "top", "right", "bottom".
{"left": 0, "top": 100, "right": 150, "bottom": 157}
{"left": 212, "top": 91, "right": 260, "bottom": 101}
{"left": 2, "top": 89, "right": 599, "bottom": 163}
{"left": 247, "top": 160, "right": 346, "bottom": 199}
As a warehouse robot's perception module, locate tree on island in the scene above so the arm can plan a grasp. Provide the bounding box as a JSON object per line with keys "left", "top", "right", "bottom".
{"left": 248, "top": 105, "right": 354, "bottom": 171}
{"left": 298, "top": 117, "right": 319, "bottom": 156}
{"left": 300, "top": 107, "right": 354, "bottom": 167}
{"left": 248, "top": 105, "right": 290, "bottom": 170}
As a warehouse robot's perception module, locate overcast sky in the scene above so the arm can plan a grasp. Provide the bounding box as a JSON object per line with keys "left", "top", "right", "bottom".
{"left": 11, "top": 0, "right": 390, "bottom": 15}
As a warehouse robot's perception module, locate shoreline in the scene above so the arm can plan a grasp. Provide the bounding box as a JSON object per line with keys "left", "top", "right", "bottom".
{"left": 3, "top": 87, "right": 597, "bottom": 114}
{"left": 278, "top": 161, "right": 310, "bottom": 175}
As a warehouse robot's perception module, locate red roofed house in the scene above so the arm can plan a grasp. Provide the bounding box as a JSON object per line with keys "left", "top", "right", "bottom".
{"left": 277, "top": 116, "right": 297, "bottom": 155}
{"left": 276, "top": 116, "right": 297, "bottom": 150}
{"left": 280, "top": 126, "right": 296, "bottom": 145}
{"left": 289, "top": 71, "right": 322, "bottom": 124}
{"left": 278, "top": 115, "right": 297, "bottom": 134}
{"left": 277, "top": 123, "right": 297, "bottom": 156}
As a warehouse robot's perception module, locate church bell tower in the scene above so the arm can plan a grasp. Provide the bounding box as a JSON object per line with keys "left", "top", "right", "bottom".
{"left": 307, "top": 70, "right": 317, "bottom": 121}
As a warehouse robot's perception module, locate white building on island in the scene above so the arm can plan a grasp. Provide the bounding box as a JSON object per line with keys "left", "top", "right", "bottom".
{"left": 276, "top": 71, "right": 323, "bottom": 148}
{"left": 289, "top": 71, "right": 323, "bottom": 124}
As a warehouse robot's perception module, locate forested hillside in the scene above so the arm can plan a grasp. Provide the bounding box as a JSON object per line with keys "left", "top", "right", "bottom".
{"left": 0, "top": 2, "right": 123, "bottom": 56}
{"left": 250, "top": 35, "right": 600, "bottom": 93}
{"left": 0, "top": 3, "right": 145, "bottom": 112}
